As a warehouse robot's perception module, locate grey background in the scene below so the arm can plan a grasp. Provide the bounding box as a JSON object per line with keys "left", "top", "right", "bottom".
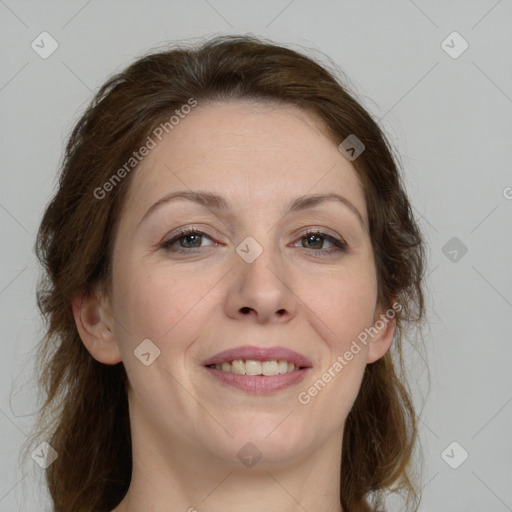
{"left": 1, "top": 0, "right": 511, "bottom": 510}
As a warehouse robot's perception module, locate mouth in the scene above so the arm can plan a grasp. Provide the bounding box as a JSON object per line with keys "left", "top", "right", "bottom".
{"left": 202, "top": 345, "right": 312, "bottom": 394}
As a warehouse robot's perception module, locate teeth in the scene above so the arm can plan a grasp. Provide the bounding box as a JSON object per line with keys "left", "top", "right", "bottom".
{"left": 245, "top": 359, "right": 261, "bottom": 375}
{"left": 212, "top": 359, "right": 301, "bottom": 375}
{"left": 231, "top": 360, "right": 245, "bottom": 374}
{"left": 262, "top": 360, "right": 278, "bottom": 376}
{"left": 278, "top": 361, "right": 289, "bottom": 373}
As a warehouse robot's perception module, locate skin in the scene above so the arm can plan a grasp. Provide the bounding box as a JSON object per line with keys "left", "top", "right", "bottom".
{"left": 72, "top": 100, "right": 395, "bottom": 512}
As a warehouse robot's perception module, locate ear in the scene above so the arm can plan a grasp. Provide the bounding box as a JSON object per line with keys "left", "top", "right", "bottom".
{"left": 71, "top": 288, "right": 123, "bottom": 365}
{"left": 366, "top": 300, "right": 399, "bottom": 364}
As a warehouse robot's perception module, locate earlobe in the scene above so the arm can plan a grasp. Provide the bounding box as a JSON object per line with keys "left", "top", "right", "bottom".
{"left": 71, "top": 291, "right": 123, "bottom": 365}
{"left": 366, "top": 303, "right": 398, "bottom": 364}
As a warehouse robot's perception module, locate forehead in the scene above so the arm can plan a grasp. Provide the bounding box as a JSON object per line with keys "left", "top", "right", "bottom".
{"left": 121, "top": 99, "right": 367, "bottom": 223}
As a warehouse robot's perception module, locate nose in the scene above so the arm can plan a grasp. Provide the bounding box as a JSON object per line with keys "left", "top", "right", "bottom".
{"left": 225, "top": 240, "right": 297, "bottom": 324}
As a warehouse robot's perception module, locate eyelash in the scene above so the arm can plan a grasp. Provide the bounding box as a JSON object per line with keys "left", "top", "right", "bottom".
{"left": 160, "top": 227, "right": 348, "bottom": 256}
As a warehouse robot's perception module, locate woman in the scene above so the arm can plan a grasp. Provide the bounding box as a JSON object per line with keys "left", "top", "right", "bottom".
{"left": 26, "top": 35, "right": 425, "bottom": 512}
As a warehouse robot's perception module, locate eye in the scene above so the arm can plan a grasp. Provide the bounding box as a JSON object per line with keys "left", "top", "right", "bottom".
{"left": 160, "top": 228, "right": 216, "bottom": 253}
{"left": 160, "top": 228, "right": 348, "bottom": 256}
{"left": 293, "top": 230, "right": 348, "bottom": 255}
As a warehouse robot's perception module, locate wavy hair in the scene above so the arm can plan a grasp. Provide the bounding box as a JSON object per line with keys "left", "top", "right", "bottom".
{"left": 21, "top": 35, "right": 426, "bottom": 512}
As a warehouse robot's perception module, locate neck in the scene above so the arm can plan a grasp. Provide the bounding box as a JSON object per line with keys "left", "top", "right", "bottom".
{"left": 112, "top": 416, "right": 345, "bottom": 512}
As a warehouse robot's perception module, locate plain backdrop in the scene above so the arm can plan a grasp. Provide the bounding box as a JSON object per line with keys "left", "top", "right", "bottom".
{"left": 1, "top": 1, "right": 511, "bottom": 511}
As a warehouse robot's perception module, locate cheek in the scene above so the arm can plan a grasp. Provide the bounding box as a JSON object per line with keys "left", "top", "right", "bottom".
{"left": 298, "top": 258, "right": 378, "bottom": 350}
{"left": 111, "top": 263, "right": 181, "bottom": 346}
{"left": 112, "top": 261, "right": 219, "bottom": 359}
{"left": 296, "top": 267, "right": 376, "bottom": 422}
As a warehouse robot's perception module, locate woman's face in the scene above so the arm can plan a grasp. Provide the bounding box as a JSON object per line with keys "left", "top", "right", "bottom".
{"left": 100, "top": 100, "right": 393, "bottom": 467}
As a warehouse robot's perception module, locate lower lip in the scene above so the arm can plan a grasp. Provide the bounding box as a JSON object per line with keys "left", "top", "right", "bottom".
{"left": 204, "top": 367, "right": 311, "bottom": 394}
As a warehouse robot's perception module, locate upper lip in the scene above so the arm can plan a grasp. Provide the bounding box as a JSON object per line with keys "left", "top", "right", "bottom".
{"left": 202, "top": 345, "right": 313, "bottom": 368}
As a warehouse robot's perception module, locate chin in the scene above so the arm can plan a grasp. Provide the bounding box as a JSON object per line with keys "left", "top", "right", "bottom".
{"left": 208, "top": 425, "right": 312, "bottom": 466}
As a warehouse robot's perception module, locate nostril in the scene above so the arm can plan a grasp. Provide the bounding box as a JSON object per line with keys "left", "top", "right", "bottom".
{"left": 240, "top": 307, "right": 251, "bottom": 314}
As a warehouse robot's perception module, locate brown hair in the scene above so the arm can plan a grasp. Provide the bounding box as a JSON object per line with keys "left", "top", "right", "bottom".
{"left": 22, "top": 34, "right": 425, "bottom": 512}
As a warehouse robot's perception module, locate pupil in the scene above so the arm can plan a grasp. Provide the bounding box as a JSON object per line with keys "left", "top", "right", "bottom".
{"left": 184, "top": 234, "right": 200, "bottom": 247}
{"left": 306, "top": 234, "right": 322, "bottom": 249}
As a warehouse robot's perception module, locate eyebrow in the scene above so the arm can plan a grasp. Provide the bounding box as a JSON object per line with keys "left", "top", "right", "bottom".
{"left": 138, "top": 190, "right": 366, "bottom": 228}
